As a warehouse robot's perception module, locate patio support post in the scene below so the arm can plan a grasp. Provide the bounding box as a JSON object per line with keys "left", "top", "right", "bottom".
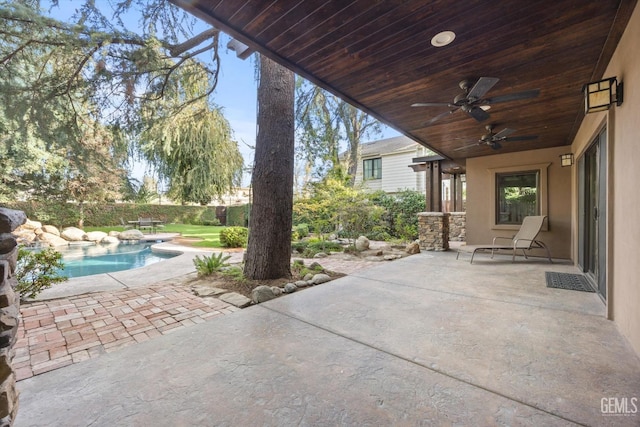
{"left": 0, "top": 207, "right": 26, "bottom": 425}
{"left": 424, "top": 161, "right": 442, "bottom": 212}
{"left": 417, "top": 212, "right": 449, "bottom": 251}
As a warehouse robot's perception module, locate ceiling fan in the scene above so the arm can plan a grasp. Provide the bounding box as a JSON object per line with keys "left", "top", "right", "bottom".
{"left": 453, "top": 125, "right": 539, "bottom": 151}
{"left": 412, "top": 77, "right": 540, "bottom": 125}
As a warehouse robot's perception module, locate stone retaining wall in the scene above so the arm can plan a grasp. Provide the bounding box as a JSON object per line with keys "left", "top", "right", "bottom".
{"left": 448, "top": 212, "right": 466, "bottom": 241}
{"left": 0, "top": 207, "right": 26, "bottom": 426}
{"left": 417, "top": 212, "right": 449, "bottom": 251}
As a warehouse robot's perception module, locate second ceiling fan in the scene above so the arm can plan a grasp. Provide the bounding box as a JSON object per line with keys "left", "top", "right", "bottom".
{"left": 454, "top": 125, "right": 538, "bottom": 151}
{"left": 412, "top": 77, "right": 540, "bottom": 125}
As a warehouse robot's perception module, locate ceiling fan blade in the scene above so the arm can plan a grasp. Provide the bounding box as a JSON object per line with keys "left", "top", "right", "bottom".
{"left": 486, "top": 89, "right": 540, "bottom": 104}
{"left": 424, "top": 109, "right": 457, "bottom": 126}
{"left": 412, "top": 102, "right": 451, "bottom": 107}
{"left": 453, "top": 143, "right": 478, "bottom": 151}
{"left": 504, "top": 135, "right": 539, "bottom": 141}
{"left": 467, "top": 106, "right": 490, "bottom": 122}
{"left": 491, "top": 141, "right": 503, "bottom": 150}
{"left": 493, "top": 128, "right": 517, "bottom": 139}
{"left": 467, "top": 77, "right": 499, "bottom": 99}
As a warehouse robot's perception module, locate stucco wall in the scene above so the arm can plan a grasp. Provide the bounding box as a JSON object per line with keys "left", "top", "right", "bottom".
{"left": 571, "top": 3, "right": 640, "bottom": 354}
{"left": 465, "top": 146, "right": 572, "bottom": 259}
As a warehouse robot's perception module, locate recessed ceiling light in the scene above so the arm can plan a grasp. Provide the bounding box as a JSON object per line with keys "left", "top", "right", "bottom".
{"left": 431, "top": 31, "right": 456, "bottom": 47}
{"left": 480, "top": 105, "right": 491, "bottom": 111}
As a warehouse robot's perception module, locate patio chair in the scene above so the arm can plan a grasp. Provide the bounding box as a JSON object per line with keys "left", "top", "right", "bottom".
{"left": 138, "top": 217, "right": 155, "bottom": 233}
{"left": 120, "top": 218, "right": 134, "bottom": 230}
{"left": 456, "top": 215, "right": 552, "bottom": 264}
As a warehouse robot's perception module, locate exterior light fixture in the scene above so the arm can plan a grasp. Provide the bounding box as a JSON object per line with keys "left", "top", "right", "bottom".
{"left": 431, "top": 31, "right": 456, "bottom": 47}
{"left": 583, "top": 77, "right": 623, "bottom": 114}
{"left": 560, "top": 153, "right": 574, "bottom": 167}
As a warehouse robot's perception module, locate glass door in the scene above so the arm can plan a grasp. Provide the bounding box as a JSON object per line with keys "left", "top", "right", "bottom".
{"left": 579, "top": 128, "right": 607, "bottom": 299}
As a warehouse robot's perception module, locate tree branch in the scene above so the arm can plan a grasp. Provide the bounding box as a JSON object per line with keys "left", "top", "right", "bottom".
{"left": 166, "top": 28, "right": 219, "bottom": 57}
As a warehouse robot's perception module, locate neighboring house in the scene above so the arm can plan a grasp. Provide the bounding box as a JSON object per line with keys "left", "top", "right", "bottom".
{"left": 352, "top": 136, "right": 433, "bottom": 194}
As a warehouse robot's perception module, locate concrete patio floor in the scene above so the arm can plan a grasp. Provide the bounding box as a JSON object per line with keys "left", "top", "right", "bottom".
{"left": 15, "top": 251, "right": 640, "bottom": 426}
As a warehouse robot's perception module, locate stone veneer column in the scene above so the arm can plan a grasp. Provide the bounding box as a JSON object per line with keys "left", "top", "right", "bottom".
{"left": 0, "top": 208, "right": 26, "bottom": 426}
{"left": 448, "top": 212, "right": 466, "bottom": 242}
{"left": 417, "top": 212, "right": 449, "bottom": 251}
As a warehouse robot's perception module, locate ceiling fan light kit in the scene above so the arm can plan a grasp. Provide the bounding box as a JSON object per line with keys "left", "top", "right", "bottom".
{"left": 413, "top": 77, "right": 540, "bottom": 125}
{"left": 453, "top": 124, "right": 539, "bottom": 152}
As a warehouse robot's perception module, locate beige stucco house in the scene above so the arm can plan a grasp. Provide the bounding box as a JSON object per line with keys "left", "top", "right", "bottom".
{"left": 466, "top": 7, "right": 640, "bottom": 352}
{"left": 177, "top": 1, "right": 640, "bottom": 358}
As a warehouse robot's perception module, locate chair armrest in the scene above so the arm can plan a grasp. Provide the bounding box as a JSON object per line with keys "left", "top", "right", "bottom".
{"left": 492, "top": 236, "right": 513, "bottom": 245}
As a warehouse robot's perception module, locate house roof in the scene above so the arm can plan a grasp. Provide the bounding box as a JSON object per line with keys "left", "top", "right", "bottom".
{"left": 360, "top": 136, "right": 419, "bottom": 158}
{"left": 172, "top": 0, "right": 637, "bottom": 160}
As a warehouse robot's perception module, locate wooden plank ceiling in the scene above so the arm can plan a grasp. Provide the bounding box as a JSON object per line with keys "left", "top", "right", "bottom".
{"left": 172, "top": 0, "right": 636, "bottom": 161}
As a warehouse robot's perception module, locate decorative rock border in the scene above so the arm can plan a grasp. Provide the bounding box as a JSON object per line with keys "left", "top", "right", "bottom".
{"left": 12, "top": 219, "right": 146, "bottom": 248}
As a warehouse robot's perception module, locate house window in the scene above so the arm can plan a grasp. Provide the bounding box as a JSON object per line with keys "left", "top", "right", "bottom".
{"left": 363, "top": 158, "right": 382, "bottom": 180}
{"left": 495, "top": 171, "right": 539, "bottom": 224}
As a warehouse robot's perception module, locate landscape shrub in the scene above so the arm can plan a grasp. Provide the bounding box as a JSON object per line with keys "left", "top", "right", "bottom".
{"left": 297, "top": 240, "right": 344, "bottom": 258}
{"left": 16, "top": 247, "right": 67, "bottom": 299}
{"left": 220, "top": 226, "right": 248, "bottom": 248}
{"left": 368, "top": 189, "right": 425, "bottom": 241}
{"left": 291, "top": 241, "right": 308, "bottom": 253}
{"left": 226, "top": 205, "right": 250, "bottom": 227}
{"left": 294, "top": 223, "right": 309, "bottom": 238}
{"left": 193, "top": 252, "right": 231, "bottom": 276}
{"left": 5, "top": 201, "right": 223, "bottom": 228}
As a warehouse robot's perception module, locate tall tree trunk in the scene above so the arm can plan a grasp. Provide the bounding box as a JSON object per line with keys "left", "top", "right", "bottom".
{"left": 346, "top": 108, "right": 363, "bottom": 183}
{"left": 244, "top": 56, "right": 295, "bottom": 280}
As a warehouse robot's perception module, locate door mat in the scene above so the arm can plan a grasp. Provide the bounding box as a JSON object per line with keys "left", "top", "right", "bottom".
{"left": 545, "top": 272, "right": 595, "bottom": 292}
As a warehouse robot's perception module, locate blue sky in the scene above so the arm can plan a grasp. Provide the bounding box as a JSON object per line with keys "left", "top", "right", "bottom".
{"left": 44, "top": 1, "right": 400, "bottom": 184}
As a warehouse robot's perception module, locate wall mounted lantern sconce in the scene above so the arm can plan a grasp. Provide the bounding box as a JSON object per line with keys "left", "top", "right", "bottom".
{"left": 583, "top": 77, "right": 623, "bottom": 114}
{"left": 560, "top": 153, "right": 574, "bottom": 167}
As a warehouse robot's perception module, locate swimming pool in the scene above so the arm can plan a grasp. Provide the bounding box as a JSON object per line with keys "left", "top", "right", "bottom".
{"left": 56, "top": 243, "right": 178, "bottom": 278}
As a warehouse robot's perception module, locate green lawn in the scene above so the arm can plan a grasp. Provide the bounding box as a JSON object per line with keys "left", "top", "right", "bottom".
{"left": 84, "top": 224, "right": 224, "bottom": 248}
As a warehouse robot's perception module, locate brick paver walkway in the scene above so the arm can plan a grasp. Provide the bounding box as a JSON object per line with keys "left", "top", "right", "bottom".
{"left": 15, "top": 285, "right": 239, "bottom": 381}
{"left": 14, "top": 253, "right": 390, "bottom": 382}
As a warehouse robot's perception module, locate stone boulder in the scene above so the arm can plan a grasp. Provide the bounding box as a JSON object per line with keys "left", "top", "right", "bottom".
{"left": 355, "top": 235, "right": 370, "bottom": 251}
{"left": 42, "top": 225, "right": 60, "bottom": 236}
{"left": 101, "top": 236, "right": 120, "bottom": 244}
{"left": 0, "top": 208, "right": 26, "bottom": 233}
{"left": 21, "top": 218, "right": 41, "bottom": 231}
{"left": 0, "top": 234, "right": 17, "bottom": 255}
{"left": 405, "top": 242, "right": 421, "bottom": 255}
{"left": 284, "top": 283, "right": 298, "bottom": 293}
{"left": 270, "top": 286, "right": 283, "bottom": 296}
{"left": 311, "top": 273, "right": 331, "bottom": 285}
{"left": 251, "top": 285, "right": 278, "bottom": 303}
{"left": 308, "top": 262, "right": 323, "bottom": 270}
{"left": 61, "top": 227, "right": 87, "bottom": 242}
{"left": 108, "top": 231, "right": 120, "bottom": 237}
{"left": 118, "top": 229, "right": 144, "bottom": 240}
{"left": 85, "top": 231, "right": 108, "bottom": 242}
{"left": 37, "top": 232, "right": 69, "bottom": 247}
{"left": 11, "top": 229, "right": 36, "bottom": 246}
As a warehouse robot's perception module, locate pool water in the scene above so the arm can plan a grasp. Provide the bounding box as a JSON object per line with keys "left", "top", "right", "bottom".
{"left": 56, "top": 243, "right": 177, "bottom": 278}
